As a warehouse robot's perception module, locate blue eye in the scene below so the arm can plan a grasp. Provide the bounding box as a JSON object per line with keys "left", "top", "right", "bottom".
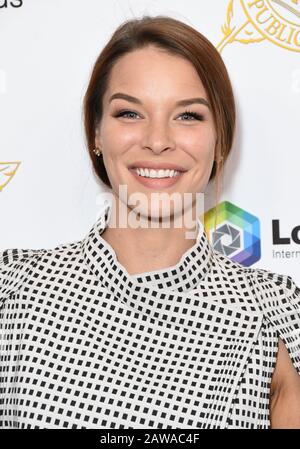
{"left": 115, "top": 110, "right": 139, "bottom": 119}
{"left": 179, "top": 111, "right": 204, "bottom": 121}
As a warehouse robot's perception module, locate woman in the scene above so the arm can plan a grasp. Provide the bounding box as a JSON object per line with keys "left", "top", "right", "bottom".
{"left": 1, "top": 15, "right": 300, "bottom": 429}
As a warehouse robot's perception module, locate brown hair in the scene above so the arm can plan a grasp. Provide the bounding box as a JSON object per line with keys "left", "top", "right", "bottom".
{"left": 83, "top": 15, "right": 236, "bottom": 203}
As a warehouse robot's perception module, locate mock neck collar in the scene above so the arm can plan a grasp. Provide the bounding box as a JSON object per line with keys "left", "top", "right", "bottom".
{"left": 82, "top": 203, "right": 213, "bottom": 294}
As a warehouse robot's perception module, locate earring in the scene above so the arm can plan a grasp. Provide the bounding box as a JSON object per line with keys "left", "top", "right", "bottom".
{"left": 215, "top": 156, "right": 223, "bottom": 164}
{"left": 93, "top": 147, "right": 102, "bottom": 157}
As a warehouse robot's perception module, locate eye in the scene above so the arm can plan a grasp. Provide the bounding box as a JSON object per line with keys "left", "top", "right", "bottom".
{"left": 113, "top": 110, "right": 140, "bottom": 119}
{"left": 178, "top": 110, "right": 204, "bottom": 121}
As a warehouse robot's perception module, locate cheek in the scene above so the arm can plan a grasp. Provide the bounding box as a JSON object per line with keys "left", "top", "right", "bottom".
{"left": 181, "top": 129, "right": 215, "bottom": 161}
{"left": 101, "top": 124, "right": 138, "bottom": 153}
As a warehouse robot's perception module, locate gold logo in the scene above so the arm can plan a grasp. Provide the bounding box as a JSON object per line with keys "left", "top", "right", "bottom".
{"left": 218, "top": 0, "right": 300, "bottom": 53}
{"left": 0, "top": 162, "right": 21, "bottom": 192}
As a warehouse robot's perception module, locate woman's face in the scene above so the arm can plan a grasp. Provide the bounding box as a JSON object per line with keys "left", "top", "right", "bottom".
{"left": 95, "top": 45, "right": 216, "bottom": 221}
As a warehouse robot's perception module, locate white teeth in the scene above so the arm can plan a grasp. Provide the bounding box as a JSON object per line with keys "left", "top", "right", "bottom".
{"left": 133, "top": 168, "right": 179, "bottom": 178}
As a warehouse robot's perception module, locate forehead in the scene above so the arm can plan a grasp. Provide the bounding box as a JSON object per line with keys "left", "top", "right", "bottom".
{"left": 105, "top": 46, "right": 207, "bottom": 99}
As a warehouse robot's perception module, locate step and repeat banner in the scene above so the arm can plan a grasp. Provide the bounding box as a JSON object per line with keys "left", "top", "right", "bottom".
{"left": 0, "top": 0, "right": 299, "bottom": 283}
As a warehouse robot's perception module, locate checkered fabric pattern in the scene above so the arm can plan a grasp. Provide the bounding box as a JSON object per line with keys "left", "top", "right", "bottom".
{"left": 0, "top": 204, "right": 299, "bottom": 428}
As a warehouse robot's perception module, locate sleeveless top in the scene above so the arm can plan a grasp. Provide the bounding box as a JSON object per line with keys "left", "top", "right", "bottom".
{"left": 0, "top": 203, "right": 299, "bottom": 429}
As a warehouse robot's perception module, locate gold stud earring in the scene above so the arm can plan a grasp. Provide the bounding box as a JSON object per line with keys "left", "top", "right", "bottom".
{"left": 215, "top": 155, "right": 223, "bottom": 164}
{"left": 93, "top": 147, "right": 102, "bottom": 157}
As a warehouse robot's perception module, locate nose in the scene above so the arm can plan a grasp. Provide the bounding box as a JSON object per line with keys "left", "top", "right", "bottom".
{"left": 142, "top": 118, "right": 175, "bottom": 154}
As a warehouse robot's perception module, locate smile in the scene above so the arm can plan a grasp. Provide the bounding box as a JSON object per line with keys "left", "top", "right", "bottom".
{"left": 129, "top": 167, "right": 184, "bottom": 189}
{"left": 132, "top": 167, "right": 180, "bottom": 178}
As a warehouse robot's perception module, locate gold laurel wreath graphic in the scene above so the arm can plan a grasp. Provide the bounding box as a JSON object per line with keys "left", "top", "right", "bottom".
{"left": 0, "top": 162, "right": 21, "bottom": 192}
{"left": 217, "top": 0, "right": 300, "bottom": 53}
{"left": 217, "top": 0, "right": 265, "bottom": 53}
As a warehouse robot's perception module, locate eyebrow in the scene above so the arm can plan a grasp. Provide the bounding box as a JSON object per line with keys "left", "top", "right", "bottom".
{"left": 109, "top": 92, "right": 210, "bottom": 109}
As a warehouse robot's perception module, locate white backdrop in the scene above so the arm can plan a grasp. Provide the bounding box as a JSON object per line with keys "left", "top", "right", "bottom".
{"left": 0, "top": 0, "right": 299, "bottom": 283}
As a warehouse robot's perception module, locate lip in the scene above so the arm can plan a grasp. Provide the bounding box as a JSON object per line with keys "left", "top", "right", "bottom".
{"left": 128, "top": 161, "right": 187, "bottom": 172}
{"left": 129, "top": 167, "right": 184, "bottom": 189}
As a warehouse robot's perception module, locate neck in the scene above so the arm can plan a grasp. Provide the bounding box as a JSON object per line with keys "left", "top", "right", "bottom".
{"left": 99, "top": 200, "right": 200, "bottom": 276}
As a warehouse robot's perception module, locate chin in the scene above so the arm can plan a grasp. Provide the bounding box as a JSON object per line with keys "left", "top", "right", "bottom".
{"left": 129, "top": 201, "right": 186, "bottom": 226}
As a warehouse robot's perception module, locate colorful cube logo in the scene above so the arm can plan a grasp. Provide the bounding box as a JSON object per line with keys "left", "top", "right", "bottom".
{"left": 204, "top": 201, "right": 261, "bottom": 267}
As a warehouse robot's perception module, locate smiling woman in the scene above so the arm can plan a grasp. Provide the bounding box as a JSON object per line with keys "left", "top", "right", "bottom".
{"left": 1, "top": 14, "right": 300, "bottom": 430}
{"left": 84, "top": 16, "right": 235, "bottom": 203}
{"left": 91, "top": 44, "right": 219, "bottom": 226}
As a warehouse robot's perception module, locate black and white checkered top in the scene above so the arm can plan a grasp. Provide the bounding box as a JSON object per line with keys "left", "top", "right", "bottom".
{"left": 1, "top": 204, "right": 300, "bottom": 429}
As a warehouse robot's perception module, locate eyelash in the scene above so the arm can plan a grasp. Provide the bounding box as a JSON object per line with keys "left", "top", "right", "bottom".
{"left": 114, "top": 109, "right": 204, "bottom": 121}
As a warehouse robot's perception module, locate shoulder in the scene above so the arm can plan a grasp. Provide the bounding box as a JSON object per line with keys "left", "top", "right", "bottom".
{"left": 213, "top": 250, "right": 300, "bottom": 373}
{"left": 247, "top": 265, "right": 300, "bottom": 311}
{"left": 0, "top": 239, "right": 82, "bottom": 299}
{"left": 213, "top": 250, "right": 300, "bottom": 374}
{"left": 250, "top": 268, "right": 300, "bottom": 374}
{"left": 0, "top": 247, "right": 43, "bottom": 297}
{"left": 212, "top": 250, "right": 299, "bottom": 304}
